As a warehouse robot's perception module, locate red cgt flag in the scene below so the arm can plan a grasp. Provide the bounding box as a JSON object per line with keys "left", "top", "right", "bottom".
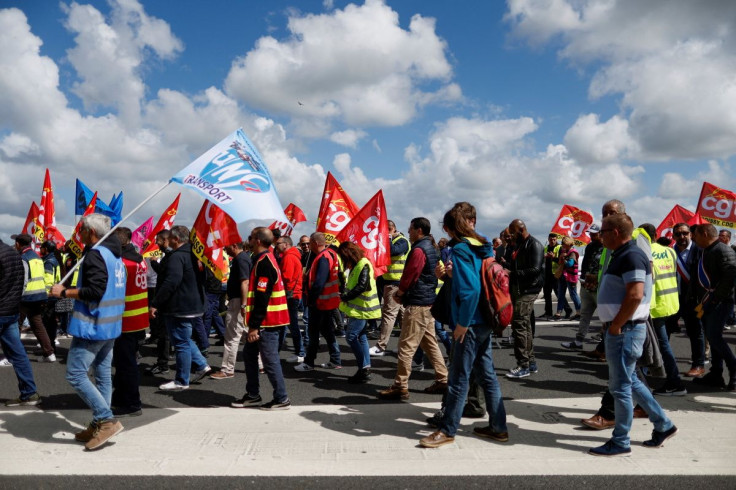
{"left": 269, "top": 203, "right": 307, "bottom": 236}
{"left": 336, "top": 190, "right": 390, "bottom": 276}
{"left": 69, "top": 193, "right": 97, "bottom": 258}
{"left": 141, "top": 194, "right": 181, "bottom": 259}
{"left": 695, "top": 181, "right": 736, "bottom": 229}
{"left": 38, "top": 168, "right": 65, "bottom": 245}
{"left": 316, "top": 172, "right": 358, "bottom": 244}
{"left": 656, "top": 205, "right": 695, "bottom": 244}
{"left": 190, "top": 201, "right": 242, "bottom": 280}
{"left": 549, "top": 204, "right": 594, "bottom": 247}
{"left": 22, "top": 201, "right": 44, "bottom": 245}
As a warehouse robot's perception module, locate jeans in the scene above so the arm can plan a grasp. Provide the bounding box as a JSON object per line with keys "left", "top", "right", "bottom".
{"left": 605, "top": 322, "right": 673, "bottom": 449}
{"left": 112, "top": 330, "right": 143, "bottom": 411}
{"left": 304, "top": 307, "right": 341, "bottom": 367}
{"left": 165, "top": 316, "right": 209, "bottom": 385}
{"left": 701, "top": 300, "right": 736, "bottom": 379}
{"left": 0, "top": 315, "right": 37, "bottom": 399}
{"left": 244, "top": 327, "right": 288, "bottom": 402}
{"left": 203, "top": 292, "right": 226, "bottom": 339}
{"left": 651, "top": 316, "right": 682, "bottom": 387}
{"left": 439, "top": 325, "right": 507, "bottom": 437}
{"left": 190, "top": 316, "right": 209, "bottom": 352}
{"left": 286, "top": 297, "right": 304, "bottom": 357}
{"left": 557, "top": 278, "right": 581, "bottom": 312}
{"left": 66, "top": 337, "right": 115, "bottom": 422}
{"left": 345, "top": 318, "right": 371, "bottom": 369}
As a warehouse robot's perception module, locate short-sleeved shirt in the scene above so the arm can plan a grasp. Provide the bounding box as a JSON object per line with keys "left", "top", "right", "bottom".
{"left": 226, "top": 252, "right": 252, "bottom": 300}
{"left": 597, "top": 240, "right": 652, "bottom": 323}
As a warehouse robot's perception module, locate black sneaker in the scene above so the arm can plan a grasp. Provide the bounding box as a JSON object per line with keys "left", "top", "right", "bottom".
{"left": 653, "top": 384, "right": 687, "bottom": 396}
{"left": 347, "top": 368, "right": 372, "bottom": 384}
{"left": 529, "top": 362, "right": 539, "bottom": 374}
{"left": 692, "top": 371, "right": 725, "bottom": 388}
{"left": 426, "top": 409, "right": 444, "bottom": 428}
{"left": 145, "top": 364, "right": 170, "bottom": 375}
{"left": 260, "top": 399, "right": 291, "bottom": 411}
{"left": 231, "top": 394, "right": 262, "bottom": 408}
{"left": 113, "top": 407, "right": 142, "bottom": 418}
{"left": 643, "top": 425, "right": 678, "bottom": 448}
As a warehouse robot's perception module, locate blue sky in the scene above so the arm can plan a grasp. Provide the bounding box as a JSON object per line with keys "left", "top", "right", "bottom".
{"left": 1, "top": 0, "right": 734, "bottom": 243}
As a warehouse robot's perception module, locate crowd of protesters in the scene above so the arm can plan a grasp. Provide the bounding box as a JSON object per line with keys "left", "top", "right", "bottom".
{"left": 1, "top": 199, "right": 735, "bottom": 455}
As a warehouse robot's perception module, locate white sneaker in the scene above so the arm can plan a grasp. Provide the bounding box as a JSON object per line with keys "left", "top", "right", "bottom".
{"left": 294, "top": 363, "right": 314, "bottom": 372}
{"left": 54, "top": 339, "right": 60, "bottom": 346}
{"left": 159, "top": 380, "right": 189, "bottom": 391}
{"left": 369, "top": 346, "right": 385, "bottom": 357}
{"left": 191, "top": 365, "right": 212, "bottom": 383}
{"left": 39, "top": 354, "right": 56, "bottom": 363}
{"left": 319, "top": 362, "right": 342, "bottom": 369}
{"left": 0, "top": 358, "right": 11, "bottom": 367}
{"left": 411, "top": 361, "right": 425, "bottom": 372}
{"left": 287, "top": 355, "right": 305, "bottom": 363}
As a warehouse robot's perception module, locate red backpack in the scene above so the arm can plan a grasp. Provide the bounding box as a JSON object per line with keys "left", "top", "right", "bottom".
{"left": 479, "top": 257, "right": 513, "bottom": 335}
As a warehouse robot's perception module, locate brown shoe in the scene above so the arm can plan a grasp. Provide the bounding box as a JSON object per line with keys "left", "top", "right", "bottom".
{"left": 75, "top": 421, "right": 100, "bottom": 442}
{"left": 582, "top": 350, "right": 606, "bottom": 362}
{"left": 633, "top": 406, "right": 648, "bottom": 419}
{"left": 377, "top": 385, "right": 409, "bottom": 400}
{"left": 581, "top": 414, "right": 615, "bottom": 430}
{"left": 473, "top": 426, "right": 509, "bottom": 442}
{"left": 210, "top": 371, "right": 234, "bottom": 380}
{"left": 419, "top": 430, "right": 455, "bottom": 448}
{"left": 85, "top": 419, "right": 123, "bottom": 450}
{"left": 685, "top": 366, "right": 705, "bottom": 377}
{"left": 423, "top": 381, "right": 448, "bottom": 395}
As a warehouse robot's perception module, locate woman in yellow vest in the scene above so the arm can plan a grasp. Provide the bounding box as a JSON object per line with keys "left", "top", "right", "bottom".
{"left": 338, "top": 242, "right": 381, "bottom": 384}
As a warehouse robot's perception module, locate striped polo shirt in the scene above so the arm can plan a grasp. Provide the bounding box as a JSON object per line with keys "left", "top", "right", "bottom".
{"left": 597, "top": 240, "right": 652, "bottom": 323}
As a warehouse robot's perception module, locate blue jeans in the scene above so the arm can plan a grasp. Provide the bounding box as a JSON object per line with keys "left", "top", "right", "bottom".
{"left": 203, "top": 292, "right": 226, "bottom": 338}
{"left": 0, "top": 315, "right": 37, "bottom": 399}
{"left": 605, "top": 322, "right": 673, "bottom": 449}
{"left": 702, "top": 300, "right": 736, "bottom": 378}
{"left": 652, "top": 316, "right": 682, "bottom": 386}
{"left": 440, "top": 325, "right": 507, "bottom": 437}
{"left": 244, "top": 327, "right": 288, "bottom": 402}
{"left": 165, "top": 316, "right": 208, "bottom": 386}
{"left": 190, "top": 316, "right": 209, "bottom": 351}
{"left": 66, "top": 337, "right": 115, "bottom": 422}
{"left": 345, "top": 318, "right": 371, "bottom": 369}
{"left": 557, "top": 278, "right": 581, "bottom": 312}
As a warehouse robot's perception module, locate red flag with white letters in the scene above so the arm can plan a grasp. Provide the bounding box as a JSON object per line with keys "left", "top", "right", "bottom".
{"left": 336, "top": 190, "right": 390, "bottom": 276}
{"left": 269, "top": 203, "right": 307, "bottom": 236}
{"left": 190, "top": 200, "right": 242, "bottom": 280}
{"left": 549, "top": 204, "right": 594, "bottom": 247}
{"left": 142, "top": 194, "right": 181, "bottom": 259}
{"left": 656, "top": 205, "right": 695, "bottom": 244}
{"left": 696, "top": 181, "right": 736, "bottom": 228}
{"left": 316, "top": 172, "right": 359, "bottom": 244}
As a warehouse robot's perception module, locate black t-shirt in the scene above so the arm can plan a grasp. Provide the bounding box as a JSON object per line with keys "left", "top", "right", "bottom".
{"left": 226, "top": 252, "right": 252, "bottom": 300}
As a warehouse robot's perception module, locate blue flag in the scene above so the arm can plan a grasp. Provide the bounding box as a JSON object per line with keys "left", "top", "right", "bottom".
{"left": 75, "top": 178, "right": 122, "bottom": 223}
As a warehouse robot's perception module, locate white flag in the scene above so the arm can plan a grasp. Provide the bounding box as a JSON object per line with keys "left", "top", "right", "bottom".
{"left": 171, "top": 128, "right": 288, "bottom": 223}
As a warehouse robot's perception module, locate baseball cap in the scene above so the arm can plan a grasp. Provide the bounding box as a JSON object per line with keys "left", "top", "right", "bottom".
{"left": 588, "top": 223, "right": 601, "bottom": 234}
{"left": 10, "top": 233, "right": 32, "bottom": 246}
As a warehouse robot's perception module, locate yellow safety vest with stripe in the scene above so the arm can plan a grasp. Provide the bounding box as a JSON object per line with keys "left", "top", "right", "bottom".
{"left": 649, "top": 242, "right": 680, "bottom": 318}
{"left": 598, "top": 227, "right": 652, "bottom": 283}
{"left": 545, "top": 244, "right": 562, "bottom": 275}
{"left": 382, "top": 234, "right": 410, "bottom": 282}
{"left": 42, "top": 257, "right": 61, "bottom": 292}
{"left": 339, "top": 258, "right": 381, "bottom": 320}
{"left": 21, "top": 248, "right": 48, "bottom": 302}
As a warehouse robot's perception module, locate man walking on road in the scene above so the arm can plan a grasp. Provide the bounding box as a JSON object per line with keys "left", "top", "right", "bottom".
{"left": 150, "top": 225, "right": 211, "bottom": 390}
{"left": 589, "top": 213, "right": 676, "bottom": 457}
{"left": 50, "top": 213, "right": 126, "bottom": 450}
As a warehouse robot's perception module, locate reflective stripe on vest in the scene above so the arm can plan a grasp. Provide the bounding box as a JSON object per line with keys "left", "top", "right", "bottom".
{"left": 310, "top": 248, "right": 342, "bottom": 310}
{"left": 382, "top": 234, "right": 410, "bottom": 281}
{"left": 650, "top": 243, "right": 680, "bottom": 318}
{"left": 22, "top": 250, "right": 47, "bottom": 302}
{"left": 245, "top": 251, "right": 290, "bottom": 327}
{"left": 122, "top": 258, "right": 149, "bottom": 333}
{"left": 339, "top": 258, "right": 381, "bottom": 320}
{"left": 68, "top": 247, "right": 126, "bottom": 340}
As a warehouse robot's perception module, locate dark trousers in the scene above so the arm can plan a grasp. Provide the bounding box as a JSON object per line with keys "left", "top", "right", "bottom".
{"left": 42, "top": 299, "right": 58, "bottom": 349}
{"left": 203, "top": 292, "right": 226, "bottom": 339}
{"left": 191, "top": 316, "right": 209, "bottom": 352}
{"left": 112, "top": 330, "right": 143, "bottom": 411}
{"left": 21, "top": 301, "right": 53, "bottom": 357}
{"left": 665, "top": 302, "right": 705, "bottom": 368}
{"left": 542, "top": 274, "right": 557, "bottom": 316}
{"left": 304, "top": 307, "right": 341, "bottom": 367}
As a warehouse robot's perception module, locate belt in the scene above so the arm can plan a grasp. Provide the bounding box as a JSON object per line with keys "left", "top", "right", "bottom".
{"left": 602, "top": 320, "right": 646, "bottom": 329}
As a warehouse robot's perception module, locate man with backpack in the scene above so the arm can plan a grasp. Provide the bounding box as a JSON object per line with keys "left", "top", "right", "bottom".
{"left": 506, "top": 219, "right": 545, "bottom": 378}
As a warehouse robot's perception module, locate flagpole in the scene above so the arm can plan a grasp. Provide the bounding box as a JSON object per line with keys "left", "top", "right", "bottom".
{"left": 58, "top": 181, "right": 172, "bottom": 285}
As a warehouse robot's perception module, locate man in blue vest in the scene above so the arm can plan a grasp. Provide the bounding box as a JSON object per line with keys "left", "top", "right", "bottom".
{"left": 50, "top": 213, "right": 126, "bottom": 450}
